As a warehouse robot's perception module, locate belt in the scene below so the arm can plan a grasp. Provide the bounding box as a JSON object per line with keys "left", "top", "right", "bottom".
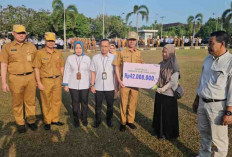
{"left": 202, "top": 98, "right": 227, "bottom": 103}
{"left": 14, "top": 72, "right": 33, "bottom": 76}
{"left": 46, "top": 75, "right": 60, "bottom": 79}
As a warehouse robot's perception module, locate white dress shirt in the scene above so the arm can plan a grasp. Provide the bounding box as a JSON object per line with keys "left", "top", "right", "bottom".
{"left": 90, "top": 53, "right": 115, "bottom": 91}
{"left": 63, "top": 54, "right": 91, "bottom": 90}
{"left": 197, "top": 51, "right": 232, "bottom": 106}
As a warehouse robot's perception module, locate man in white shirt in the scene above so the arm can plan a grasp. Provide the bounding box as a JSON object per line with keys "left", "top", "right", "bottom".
{"left": 90, "top": 39, "right": 116, "bottom": 128}
{"left": 193, "top": 31, "right": 232, "bottom": 157}
{"left": 59, "top": 38, "right": 64, "bottom": 49}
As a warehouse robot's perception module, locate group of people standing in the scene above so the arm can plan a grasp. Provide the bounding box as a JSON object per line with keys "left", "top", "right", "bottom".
{"left": 1, "top": 24, "right": 232, "bottom": 157}
{"left": 143, "top": 36, "right": 203, "bottom": 48}
{"left": 68, "top": 38, "right": 97, "bottom": 53}
{"left": 0, "top": 25, "right": 147, "bottom": 133}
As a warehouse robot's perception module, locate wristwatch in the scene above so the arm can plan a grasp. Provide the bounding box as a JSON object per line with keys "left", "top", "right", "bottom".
{"left": 225, "top": 111, "right": 232, "bottom": 116}
{"left": 90, "top": 83, "right": 95, "bottom": 88}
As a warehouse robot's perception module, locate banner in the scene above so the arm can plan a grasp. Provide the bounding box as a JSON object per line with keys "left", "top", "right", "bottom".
{"left": 123, "top": 63, "right": 160, "bottom": 89}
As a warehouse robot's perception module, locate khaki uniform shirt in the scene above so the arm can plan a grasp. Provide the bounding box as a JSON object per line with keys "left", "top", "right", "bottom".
{"left": 0, "top": 40, "right": 37, "bottom": 74}
{"left": 33, "top": 48, "right": 64, "bottom": 78}
{"left": 113, "top": 47, "right": 143, "bottom": 76}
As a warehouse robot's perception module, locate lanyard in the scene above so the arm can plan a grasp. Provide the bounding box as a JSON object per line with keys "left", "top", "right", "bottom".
{"left": 75, "top": 56, "right": 83, "bottom": 72}
{"left": 101, "top": 55, "right": 108, "bottom": 72}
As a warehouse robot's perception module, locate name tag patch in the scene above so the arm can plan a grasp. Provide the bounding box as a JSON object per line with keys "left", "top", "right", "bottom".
{"left": 42, "top": 58, "right": 49, "bottom": 60}
{"left": 11, "top": 49, "right": 17, "bottom": 51}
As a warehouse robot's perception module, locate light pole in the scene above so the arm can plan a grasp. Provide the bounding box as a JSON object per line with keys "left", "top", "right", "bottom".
{"left": 121, "top": 12, "right": 125, "bottom": 25}
{"left": 160, "top": 16, "right": 165, "bottom": 39}
{"left": 213, "top": 13, "right": 218, "bottom": 31}
{"left": 222, "top": 0, "right": 227, "bottom": 30}
{"left": 153, "top": 13, "right": 159, "bottom": 30}
{"left": 102, "top": 0, "right": 105, "bottom": 38}
{"left": 63, "top": 8, "right": 66, "bottom": 49}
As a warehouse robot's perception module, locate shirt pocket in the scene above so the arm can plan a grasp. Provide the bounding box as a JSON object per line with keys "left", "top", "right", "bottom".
{"left": 80, "top": 61, "right": 89, "bottom": 71}
{"left": 135, "top": 55, "right": 142, "bottom": 63}
{"left": 42, "top": 58, "right": 50, "bottom": 65}
{"left": 29, "top": 52, "right": 35, "bottom": 61}
{"left": 56, "top": 56, "right": 61, "bottom": 69}
{"left": 9, "top": 51, "right": 20, "bottom": 62}
{"left": 122, "top": 56, "right": 130, "bottom": 63}
{"left": 212, "top": 71, "right": 227, "bottom": 89}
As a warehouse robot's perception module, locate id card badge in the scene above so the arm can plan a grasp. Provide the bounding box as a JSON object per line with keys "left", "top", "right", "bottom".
{"left": 76, "top": 72, "right": 82, "bottom": 80}
{"left": 102, "top": 72, "right": 107, "bottom": 80}
{"left": 27, "top": 53, "right": 32, "bottom": 62}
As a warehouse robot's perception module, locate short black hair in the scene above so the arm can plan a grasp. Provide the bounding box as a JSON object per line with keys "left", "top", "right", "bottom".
{"left": 100, "top": 39, "right": 109, "bottom": 45}
{"left": 210, "top": 31, "right": 230, "bottom": 47}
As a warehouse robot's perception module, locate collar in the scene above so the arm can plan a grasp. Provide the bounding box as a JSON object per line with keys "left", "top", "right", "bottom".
{"left": 211, "top": 51, "right": 231, "bottom": 72}
{"left": 127, "top": 47, "right": 137, "bottom": 52}
{"left": 12, "top": 40, "right": 27, "bottom": 46}
{"left": 101, "top": 52, "right": 109, "bottom": 57}
{"left": 45, "top": 47, "right": 56, "bottom": 54}
{"left": 211, "top": 51, "right": 229, "bottom": 62}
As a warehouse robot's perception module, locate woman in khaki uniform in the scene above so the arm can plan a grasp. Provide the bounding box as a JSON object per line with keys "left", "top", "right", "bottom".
{"left": 33, "top": 32, "right": 65, "bottom": 130}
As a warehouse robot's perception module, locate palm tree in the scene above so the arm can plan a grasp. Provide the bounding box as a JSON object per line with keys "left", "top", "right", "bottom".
{"left": 222, "top": 1, "right": 232, "bottom": 31}
{"left": 187, "top": 13, "right": 203, "bottom": 46}
{"left": 52, "top": 0, "right": 78, "bottom": 49}
{"left": 125, "top": 5, "right": 149, "bottom": 33}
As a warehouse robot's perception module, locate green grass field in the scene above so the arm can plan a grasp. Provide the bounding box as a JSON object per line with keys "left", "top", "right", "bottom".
{"left": 0, "top": 49, "right": 232, "bottom": 157}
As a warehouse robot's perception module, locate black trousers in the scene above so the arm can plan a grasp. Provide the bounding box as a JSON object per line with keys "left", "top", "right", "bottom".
{"left": 69, "top": 89, "right": 89, "bottom": 123}
{"left": 95, "top": 90, "right": 114, "bottom": 123}
{"left": 153, "top": 93, "right": 179, "bottom": 139}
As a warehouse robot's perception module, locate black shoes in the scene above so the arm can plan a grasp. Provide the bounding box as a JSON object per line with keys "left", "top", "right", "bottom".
{"left": 44, "top": 124, "right": 51, "bottom": 130}
{"left": 82, "top": 121, "right": 88, "bottom": 127}
{"left": 126, "top": 122, "right": 137, "bottom": 130}
{"left": 93, "top": 121, "right": 101, "bottom": 128}
{"left": 27, "top": 123, "right": 38, "bottom": 131}
{"left": 45, "top": 122, "right": 64, "bottom": 130}
{"left": 119, "top": 124, "right": 126, "bottom": 132}
{"left": 17, "top": 125, "right": 26, "bottom": 133}
{"left": 51, "top": 122, "right": 64, "bottom": 126}
{"left": 106, "top": 120, "right": 113, "bottom": 128}
{"left": 18, "top": 123, "right": 37, "bottom": 133}
{"left": 74, "top": 122, "right": 80, "bottom": 128}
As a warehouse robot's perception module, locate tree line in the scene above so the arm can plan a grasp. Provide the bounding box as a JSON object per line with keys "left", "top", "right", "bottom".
{"left": 0, "top": 0, "right": 232, "bottom": 41}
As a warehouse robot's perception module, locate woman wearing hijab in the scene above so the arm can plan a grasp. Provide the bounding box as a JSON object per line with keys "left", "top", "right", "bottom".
{"left": 63, "top": 41, "right": 91, "bottom": 127}
{"left": 153, "top": 44, "right": 180, "bottom": 140}
{"left": 109, "top": 44, "right": 117, "bottom": 55}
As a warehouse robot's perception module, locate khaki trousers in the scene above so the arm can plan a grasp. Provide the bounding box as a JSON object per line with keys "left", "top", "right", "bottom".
{"left": 197, "top": 98, "right": 228, "bottom": 157}
{"left": 120, "top": 87, "right": 139, "bottom": 125}
{"left": 40, "top": 77, "right": 62, "bottom": 124}
{"left": 9, "top": 73, "right": 36, "bottom": 125}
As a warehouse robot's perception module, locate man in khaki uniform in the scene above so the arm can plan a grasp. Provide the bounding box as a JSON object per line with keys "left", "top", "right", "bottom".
{"left": 33, "top": 32, "right": 64, "bottom": 130}
{"left": 177, "top": 38, "right": 181, "bottom": 47}
{"left": 195, "top": 37, "right": 199, "bottom": 46}
{"left": 113, "top": 31, "right": 144, "bottom": 131}
{"left": 147, "top": 37, "right": 150, "bottom": 48}
{"left": 88, "top": 38, "right": 91, "bottom": 50}
{"left": 0, "top": 25, "right": 37, "bottom": 133}
{"left": 181, "top": 36, "right": 185, "bottom": 47}
{"left": 118, "top": 38, "right": 122, "bottom": 49}
{"left": 151, "top": 38, "right": 155, "bottom": 47}
{"left": 156, "top": 36, "right": 160, "bottom": 47}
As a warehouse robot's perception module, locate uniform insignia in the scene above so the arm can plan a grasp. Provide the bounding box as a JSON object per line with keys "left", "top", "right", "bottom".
{"left": 11, "top": 49, "right": 17, "bottom": 51}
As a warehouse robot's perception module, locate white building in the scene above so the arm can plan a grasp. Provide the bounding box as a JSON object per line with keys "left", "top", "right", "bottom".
{"left": 138, "top": 29, "right": 158, "bottom": 45}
